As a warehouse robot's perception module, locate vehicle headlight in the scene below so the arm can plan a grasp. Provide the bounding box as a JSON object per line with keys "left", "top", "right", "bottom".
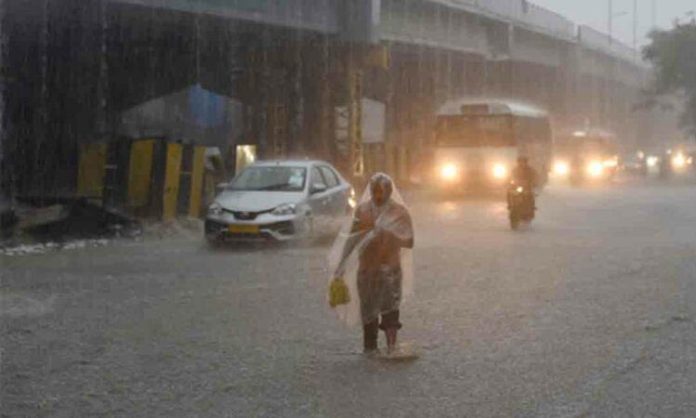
{"left": 672, "top": 153, "right": 686, "bottom": 169}
{"left": 272, "top": 203, "right": 297, "bottom": 216}
{"left": 603, "top": 158, "right": 618, "bottom": 168}
{"left": 587, "top": 161, "right": 604, "bottom": 177}
{"left": 348, "top": 188, "right": 357, "bottom": 209}
{"left": 554, "top": 161, "right": 570, "bottom": 176}
{"left": 440, "top": 163, "right": 459, "bottom": 181}
{"left": 492, "top": 163, "right": 508, "bottom": 179}
{"left": 208, "top": 202, "right": 223, "bottom": 216}
{"left": 646, "top": 156, "right": 659, "bottom": 168}
{"left": 516, "top": 186, "right": 524, "bottom": 193}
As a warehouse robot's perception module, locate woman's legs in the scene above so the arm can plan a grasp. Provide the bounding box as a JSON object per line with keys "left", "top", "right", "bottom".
{"left": 380, "top": 311, "right": 401, "bottom": 353}
{"left": 385, "top": 328, "right": 398, "bottom": 353}
{"left": 363, "top": 320, "right": 379, "bottom": 352}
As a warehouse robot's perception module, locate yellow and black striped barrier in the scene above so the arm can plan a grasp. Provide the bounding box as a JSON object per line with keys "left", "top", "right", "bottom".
{"left": 77, "top": 139, "right": 209, "bottom": 220}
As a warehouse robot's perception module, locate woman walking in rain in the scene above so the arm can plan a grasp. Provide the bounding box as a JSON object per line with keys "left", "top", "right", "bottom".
{"left": 329, "top": 173, "right": 415, "bottom": 355}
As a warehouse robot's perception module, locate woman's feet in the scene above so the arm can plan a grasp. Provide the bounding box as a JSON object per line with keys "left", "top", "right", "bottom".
{"left": 385, "top": 329, "right": 398, "bottom": 354}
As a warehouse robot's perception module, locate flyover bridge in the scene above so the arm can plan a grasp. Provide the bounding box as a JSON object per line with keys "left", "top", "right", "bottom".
{"left": 0, "top": 0, "right": 678, "bottom": 214}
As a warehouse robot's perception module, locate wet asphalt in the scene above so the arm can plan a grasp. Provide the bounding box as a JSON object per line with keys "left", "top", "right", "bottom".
{"left": 2, "top": 177, "right": 696, "bottom": 417}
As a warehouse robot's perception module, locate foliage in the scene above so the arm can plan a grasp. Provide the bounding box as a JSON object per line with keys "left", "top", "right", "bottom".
{"left": 643, "top": 18, "right": 696, "bottom": 137}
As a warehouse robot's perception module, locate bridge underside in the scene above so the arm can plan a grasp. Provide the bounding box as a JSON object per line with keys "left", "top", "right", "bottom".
{"left": 0, "top": 0, "right": 674, "bottom": 204}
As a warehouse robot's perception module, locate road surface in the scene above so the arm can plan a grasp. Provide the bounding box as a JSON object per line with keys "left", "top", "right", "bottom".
{"left": 3, "top": 179, "right": 696, "bottom": 417}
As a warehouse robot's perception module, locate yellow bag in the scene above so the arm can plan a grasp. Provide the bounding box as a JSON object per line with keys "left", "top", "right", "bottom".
{"left": 329, "top": 278, "right": 351, "bottom": 308}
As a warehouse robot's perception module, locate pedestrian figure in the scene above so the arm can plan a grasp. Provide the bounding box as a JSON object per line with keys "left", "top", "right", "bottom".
{"left": 328, "top": 173, "right": 415, "bottom": 356}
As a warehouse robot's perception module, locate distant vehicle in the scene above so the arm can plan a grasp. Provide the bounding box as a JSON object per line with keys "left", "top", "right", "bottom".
{"left": 667, "top": 149, "right": 694, "bottom": 175}
{"left": 205, "top": 160, "right": 353, "bottom": 243}
{"left": 552, "top": 129, "right": 619, "bottom": 184}
{"left": 621, "top": 151, "right": 648, "bottom": 177}
{"left": 431, "top": 99, "right": 552, "bottom": 191}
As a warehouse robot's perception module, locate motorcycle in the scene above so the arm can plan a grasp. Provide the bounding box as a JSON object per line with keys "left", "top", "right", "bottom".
{"left": 507, "top": 181, "right": 535, "bottom": 230}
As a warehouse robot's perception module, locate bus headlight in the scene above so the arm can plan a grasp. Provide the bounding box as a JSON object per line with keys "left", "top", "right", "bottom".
{"left": 603, "top": 158, "right": 618, "bottom": 168}
{"left": 587, "top": 161, "right": 604, "bottom": 178}
{"left": 554, "top": 161, "right": 570, "bottom": 176}
{"left": 440, "top": 163, "right": 460, "bottom": 181}
{"left": 492, "top": 163, "right": 508, "bottom": 180}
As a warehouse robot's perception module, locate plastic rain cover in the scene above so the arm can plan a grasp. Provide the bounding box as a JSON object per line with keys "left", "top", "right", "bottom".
{"left": 327, "top": 173, "right": 414, "bottom": 326}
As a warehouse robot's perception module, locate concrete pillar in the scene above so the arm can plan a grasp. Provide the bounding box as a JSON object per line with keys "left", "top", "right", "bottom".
{"left": 346, "top": 47, "right": 364, "bottom": 179}
{"left": 0, "top": 0, "right": 6, "bottom": 195}
{"left": 316, "top": 36, "right": 333, "bottom": 161}
{"left": 287, "top": 32, "right": 304, "bottom": 156}
{"left": 383, "top": 43, "right": 397, "bottom": 178}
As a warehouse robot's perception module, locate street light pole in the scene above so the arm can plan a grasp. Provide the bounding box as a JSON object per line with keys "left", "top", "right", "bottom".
{"left": 651, "top": 0, "right": 657, "bottom": 28}
{"left": 608, "top": 0, "right": 613, "bottom": 44}
{"left": 633, "top": 0, "right": 638, "bottom": 58}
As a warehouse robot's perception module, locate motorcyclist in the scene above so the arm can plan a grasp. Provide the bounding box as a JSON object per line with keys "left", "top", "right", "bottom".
{"left": 511, "top": 157, "right": 538, "bottom": 189}
{"left": 658, "top": 150, "right": 672, "bottom": 179}
{"left": 509, "top": 156, "right": 538, "bottom": 208}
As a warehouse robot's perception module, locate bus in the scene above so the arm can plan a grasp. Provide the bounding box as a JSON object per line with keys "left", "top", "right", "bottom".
{"left": 551, "top": 129, "right": 619, "bottom": 184}
{"left": 432, "top": 99, "right": 552, "bottom": 190}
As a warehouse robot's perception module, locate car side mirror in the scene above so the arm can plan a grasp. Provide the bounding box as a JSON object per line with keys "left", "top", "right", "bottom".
{"left": 310, "top": 183, "right": 327, "bottom": 195}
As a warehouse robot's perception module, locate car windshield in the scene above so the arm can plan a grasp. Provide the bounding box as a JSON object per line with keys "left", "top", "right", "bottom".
{"left": 228, "top": 166, "right": 307, "bottom": 192}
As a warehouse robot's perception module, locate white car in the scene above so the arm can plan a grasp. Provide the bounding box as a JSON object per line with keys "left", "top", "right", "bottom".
{"left": 205, "top": 160, "right": 353, "bottom": 243}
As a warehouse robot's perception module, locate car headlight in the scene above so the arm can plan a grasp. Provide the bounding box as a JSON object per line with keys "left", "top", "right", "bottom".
{"left": 348, "top": 188, "right": 357, "bottom": 209}
{"left": 646, "top": 156, "right": 659, "bottom": 168}
{"left": 587, "top": 161, "right": 604, "bottom": 177}
{"left": 272, "top": 203, "right": 297, "bottom": 216}
{"left": 440, "top": 163, "right": 459, "bottom": 181}
{"left": 492, "top": 163, "right": 508, "bottom": 179}
{"left": 208, "top": 202, "right": 223, "bottom": 216}
{"left": 554, "top": 161, "right": 569, "bottom": 176}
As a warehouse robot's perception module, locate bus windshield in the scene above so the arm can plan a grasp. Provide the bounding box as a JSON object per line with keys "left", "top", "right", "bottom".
{"left": 436, "top": 115, "right": 514, "bottom": 147}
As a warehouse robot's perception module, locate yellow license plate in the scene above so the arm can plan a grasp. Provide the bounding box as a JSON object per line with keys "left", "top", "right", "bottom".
{"left": 228, "top": 224, "right": 260, "bottom": 234}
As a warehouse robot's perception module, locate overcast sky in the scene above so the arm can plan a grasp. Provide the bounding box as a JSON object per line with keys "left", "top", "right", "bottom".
{"left": 531, "top": 0, "right": 696, "bottom": 48}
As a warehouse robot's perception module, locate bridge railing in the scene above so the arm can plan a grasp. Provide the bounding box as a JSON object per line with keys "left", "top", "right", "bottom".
{"left": 420, "top": 1, "right": 644, "bottom": 69}
{"left": 578, "top": 25, "right": 642, "bottom": 64}
{"left": 381, "top": 0, "right": 488, "bottom": 52}
{"left": 433, "top": 0, "right": 574, "bottom": 39}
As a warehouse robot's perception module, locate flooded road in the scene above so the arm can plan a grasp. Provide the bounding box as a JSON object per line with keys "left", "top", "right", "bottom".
{"left": 3, "top": 180, "right": 696, "bottom": 417}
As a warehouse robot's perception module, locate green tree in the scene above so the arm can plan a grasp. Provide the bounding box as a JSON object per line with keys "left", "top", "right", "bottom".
{"left": 643, "top": 17, "right": 696, "bottom": 138}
